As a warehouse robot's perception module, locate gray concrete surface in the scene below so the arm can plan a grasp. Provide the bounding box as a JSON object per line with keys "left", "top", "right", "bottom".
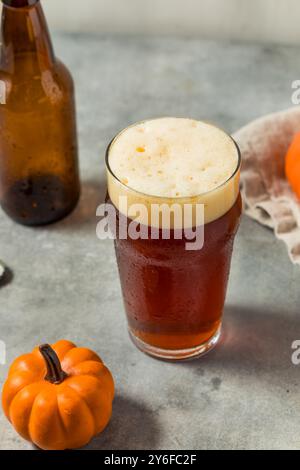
{"left": 0, "top": 34, "right": 300, "bottom": 450}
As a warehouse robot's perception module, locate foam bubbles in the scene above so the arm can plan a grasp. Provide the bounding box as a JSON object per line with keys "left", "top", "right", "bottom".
{"left": 108, "top": 118, "right": 239, "bottom": 198}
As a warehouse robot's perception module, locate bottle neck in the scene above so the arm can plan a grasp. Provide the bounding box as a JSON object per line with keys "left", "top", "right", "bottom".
{"left": 1, "top": 0, "right": 55, "bottom": 72}
{"left": 2, "top": 1, "right": 39, "bottom": 6}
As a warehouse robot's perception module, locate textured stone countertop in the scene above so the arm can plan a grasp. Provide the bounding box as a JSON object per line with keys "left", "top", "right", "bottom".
{"left": 0, "top": 33, "right": 300, "bottom": 450}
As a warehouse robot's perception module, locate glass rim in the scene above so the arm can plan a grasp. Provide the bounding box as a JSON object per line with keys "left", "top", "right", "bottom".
{"left": 105, "top": 117, "right": 242, "bottom": 202}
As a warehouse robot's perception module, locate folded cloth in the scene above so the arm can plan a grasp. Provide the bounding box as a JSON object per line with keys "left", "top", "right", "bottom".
{"left": 233, "top": 107, "right": 300, "bottom": 265}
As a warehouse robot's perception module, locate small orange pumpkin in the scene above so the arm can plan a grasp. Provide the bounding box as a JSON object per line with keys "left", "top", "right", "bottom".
{"left": 2, "top": 340, "right": 114, "bottom": 450}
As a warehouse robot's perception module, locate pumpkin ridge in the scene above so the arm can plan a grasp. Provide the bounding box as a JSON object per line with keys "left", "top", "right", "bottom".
{"left": 8, "top": 379, "right": 46, "bottom": 421}
{"left": 63, "top": 382, "right": 97, "bottom": 437}
{"left": 66, "top": 370, "right": 109, "bottom": 393}
{"left": 66, "top": 360, "right": 106, "bottom": 377}
{"left": 3, "top": 372, "right": 38, "bottom": 419}
{"left": 55, "top": 344, "right": 77, "bottom": 364}
{"left": 27, "top": 392, "right": 41, "bottom": 443}
{"left": 8, "top": 353, "right": 43, "bottom": 377}
{"left": 23, "top": 386, "right": 48, "bottom": 442}
{"left": 28, "top": 387, "right": 68, "bottom": 449}
{"left": 61, "top": 349, "right": 103, "bottom": 371}
{"left": 54, "top": 391, "right": 69, "bottom": 444}
{"left": 67, "top": 364, "right": 114, "bottom": 402}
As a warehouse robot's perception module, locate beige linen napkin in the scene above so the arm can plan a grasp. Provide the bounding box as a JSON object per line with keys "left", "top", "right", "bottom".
{"left": 233, "top": 107, "right": 300, "bottom": 265}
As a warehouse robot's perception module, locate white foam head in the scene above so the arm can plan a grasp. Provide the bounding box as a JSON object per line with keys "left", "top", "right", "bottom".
{"left": 106, "top": 118, "right": 240, "bottom": 227}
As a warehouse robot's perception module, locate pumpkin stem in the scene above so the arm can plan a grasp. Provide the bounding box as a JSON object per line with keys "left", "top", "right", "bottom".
{"left": 39, "top": 344, "right": 68, "bottom": 384}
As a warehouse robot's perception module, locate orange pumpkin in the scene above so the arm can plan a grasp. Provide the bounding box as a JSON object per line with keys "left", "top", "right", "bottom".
{"left": 2, "top": 340, "right": 114, "bottom": 450}
{"left": 285, "top": 131, "right": 300, "bottom": 199}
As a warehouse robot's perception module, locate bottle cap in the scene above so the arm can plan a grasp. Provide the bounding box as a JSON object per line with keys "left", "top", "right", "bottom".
{"left": 1, "top": 0, "right": 38, "bottom": 7}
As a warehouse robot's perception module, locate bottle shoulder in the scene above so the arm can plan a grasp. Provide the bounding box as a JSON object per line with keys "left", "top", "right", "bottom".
{"left": 41, "top": 59, "right": 75, "bottom": 101}
{"left": 52, "top": 59, "right": 75, "bottom": 90}
{"left": 0, "top": 56, "right": 75, "bottom": 109}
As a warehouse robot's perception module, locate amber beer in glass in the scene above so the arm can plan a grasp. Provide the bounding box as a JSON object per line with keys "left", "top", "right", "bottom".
{"left": 106, "top": 118, "right": 241, "bottom": 360}
{"left": 0, "top": 0, "right": 80, "bottom": 225}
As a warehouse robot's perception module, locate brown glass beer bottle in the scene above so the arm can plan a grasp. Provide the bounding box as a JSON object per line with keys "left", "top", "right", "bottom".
{"left": 0, "top": 0, "right": 80, "bottom": 225}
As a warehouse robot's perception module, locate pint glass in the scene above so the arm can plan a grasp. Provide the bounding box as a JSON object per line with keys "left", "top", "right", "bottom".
{"left": 106, "top": 118, "right": 241, "bottom": 360}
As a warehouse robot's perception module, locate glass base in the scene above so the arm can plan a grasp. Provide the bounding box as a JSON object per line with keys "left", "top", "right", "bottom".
{"left": 128, "top": 324, "right": 222, "bottom": 361}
